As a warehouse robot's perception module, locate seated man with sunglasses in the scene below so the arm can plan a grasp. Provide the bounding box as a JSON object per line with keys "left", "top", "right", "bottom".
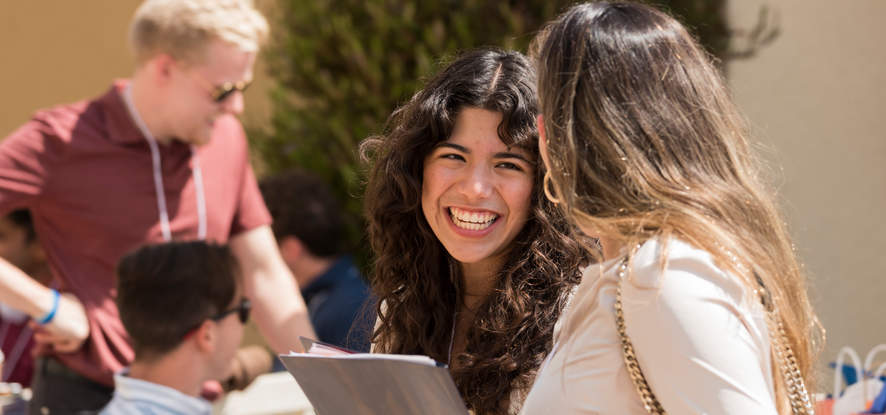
{"left": 0, "top": 1, "right": 315, "bottom": 412}
{"left": 101, "top": 241, "right": 250, "bottom": 415}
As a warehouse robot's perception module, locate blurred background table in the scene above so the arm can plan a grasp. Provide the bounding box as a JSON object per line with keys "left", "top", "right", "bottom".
{"left": 214, "top": 372, "right": 314, "bottom": 415}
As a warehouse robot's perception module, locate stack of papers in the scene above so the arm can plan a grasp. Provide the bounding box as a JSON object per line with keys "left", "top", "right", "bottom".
{"left": 279, "top": 338, "right": 468, "bottom": 414}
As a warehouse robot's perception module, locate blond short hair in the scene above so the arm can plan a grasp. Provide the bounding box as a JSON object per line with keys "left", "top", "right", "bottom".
{"left": 130, "top": 0, "right": 269, "bottom": 65}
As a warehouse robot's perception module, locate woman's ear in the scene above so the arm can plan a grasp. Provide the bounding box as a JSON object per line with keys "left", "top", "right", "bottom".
{"left": 537, "top": 115, "right": 552, "bottom": 170}
{"left": 537, "top": 115, "right": 545, "bottom": 141}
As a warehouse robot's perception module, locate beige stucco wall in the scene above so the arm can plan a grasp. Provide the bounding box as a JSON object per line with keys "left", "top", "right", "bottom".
{"left": 1, "top": 2, "right": 138, "bottom": 134}
{"left": 728, "top": 0, "right": 886, "bottom": 381}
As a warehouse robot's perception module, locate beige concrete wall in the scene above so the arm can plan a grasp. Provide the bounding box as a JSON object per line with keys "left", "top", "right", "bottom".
{"left": 728, "top": 0, "right": 886, "bottom": 383}
{"left": 0, "top": 1, "right": 272, "bottom": 136}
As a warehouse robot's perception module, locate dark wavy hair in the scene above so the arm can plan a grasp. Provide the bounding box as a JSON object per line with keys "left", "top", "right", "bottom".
{"left": 360, "top": 48, "right": 591, "bottom": 414}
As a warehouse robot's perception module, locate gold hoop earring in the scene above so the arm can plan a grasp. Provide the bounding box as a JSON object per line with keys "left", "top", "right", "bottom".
{"left": 543, "top": 171, "right": 562, "bottom": 204}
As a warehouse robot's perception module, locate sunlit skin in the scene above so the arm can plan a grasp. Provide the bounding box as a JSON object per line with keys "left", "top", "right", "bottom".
{"left": 421, "top": 108, "right": 535, "bottom": 296}
{"left": 156, "top": 40, "right": 255, "bottom": 146}
{"left": 127, "top": 292, "right": 246, "bottom": 397}
{"left": 207, "top": 294, "right": 246, "bottom": 381}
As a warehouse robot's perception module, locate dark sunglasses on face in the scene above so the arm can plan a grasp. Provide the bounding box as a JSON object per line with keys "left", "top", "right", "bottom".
{"left": 178, "top": 63, "right": 251, "bottom": 104}
{"left": 208, "top": 80, "right": 252, "bottom": 103}
{"left": 210, "top": 298, "right": 251, "bottom": 324}
{"left": 182, "top": 298, "right": 251, "bottom": 340}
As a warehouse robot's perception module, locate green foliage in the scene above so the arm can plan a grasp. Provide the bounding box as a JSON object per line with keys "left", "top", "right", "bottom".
{"left": 251, "top": 0, "right": 729, "bottom": 270}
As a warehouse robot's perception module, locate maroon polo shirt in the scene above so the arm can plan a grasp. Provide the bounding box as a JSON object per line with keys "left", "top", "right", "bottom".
{"left": 0, "top": 81, "right": 271, "bottom": 386}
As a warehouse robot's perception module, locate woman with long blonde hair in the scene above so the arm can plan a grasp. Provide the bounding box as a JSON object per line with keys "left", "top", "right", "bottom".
{"left": 521, "top": 2, "right": 822, "bottom": 414}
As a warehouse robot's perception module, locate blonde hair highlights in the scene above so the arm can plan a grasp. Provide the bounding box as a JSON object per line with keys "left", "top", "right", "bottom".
{"left": 129, "top": 0, "right": 269, "bottom": 65}
{"left": 532, "top": 3, "right": 823, "bottom": 413}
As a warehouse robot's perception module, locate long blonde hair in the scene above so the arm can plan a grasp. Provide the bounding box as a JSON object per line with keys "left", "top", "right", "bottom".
{"left": 532, "top": 2, "right": 822, "bottom": 411}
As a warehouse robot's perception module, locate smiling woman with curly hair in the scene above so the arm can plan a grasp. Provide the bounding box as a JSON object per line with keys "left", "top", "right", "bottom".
{"left": 360, "top": 48, "right": 591, "bottom": 415}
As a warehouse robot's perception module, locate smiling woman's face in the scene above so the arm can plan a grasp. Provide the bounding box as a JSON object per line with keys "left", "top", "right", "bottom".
{"left": 421, "top": 107, "right": 535, "bottom": 272}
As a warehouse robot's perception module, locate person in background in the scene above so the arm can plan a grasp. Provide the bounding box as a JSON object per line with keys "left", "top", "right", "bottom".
{"left": 361, "top": 48, "right": 591, "bottom": 414}
{"left": 0, "top": 209, "right": 86, "bottom": 386}
{"left": 0, "top": 1, "right": 314, "bottom": 412}
{"left": 521, "top": 2, "right": 821, "bottom": 414}
{"left": 260, "top": 170, "right": 374, "bottom": 352}
{"left": 101, "top": 241, "right": 249, "bottom": 415}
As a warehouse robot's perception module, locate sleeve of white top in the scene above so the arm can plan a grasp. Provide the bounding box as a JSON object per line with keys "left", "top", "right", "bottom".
{"left": 621, "top": 246, "right": 778, "bottom": 414}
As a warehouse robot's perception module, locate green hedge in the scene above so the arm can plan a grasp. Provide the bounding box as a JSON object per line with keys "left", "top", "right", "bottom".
{"left": 252, "top": 0, "right": 730, "bottom": 270}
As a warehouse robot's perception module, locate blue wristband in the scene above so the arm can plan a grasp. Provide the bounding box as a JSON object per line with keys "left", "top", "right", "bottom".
{"left": 37, "top": 289, "right": 60, "bottom": 325}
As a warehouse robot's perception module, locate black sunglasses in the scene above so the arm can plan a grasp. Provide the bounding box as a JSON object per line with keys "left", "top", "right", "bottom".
{"left": 208, "top": 80, "right": 252, "bottom": 103}
{"left": 179, "top": 64, "right": 251, "bottom": 104}
{"left": 209, "top": 298, "right": 251, "bottom": 324}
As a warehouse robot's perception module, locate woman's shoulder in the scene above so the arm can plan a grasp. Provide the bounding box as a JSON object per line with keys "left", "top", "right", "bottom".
{"left": 626, "top": 238, "right": 755, "bottom": 308}
{"left": 619, "top": 238, "right": 776, "bottom": 413}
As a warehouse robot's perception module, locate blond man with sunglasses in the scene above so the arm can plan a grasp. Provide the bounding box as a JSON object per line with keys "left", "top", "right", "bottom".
{"left": 0, "top": 1, "right": 315, "bottom": 413}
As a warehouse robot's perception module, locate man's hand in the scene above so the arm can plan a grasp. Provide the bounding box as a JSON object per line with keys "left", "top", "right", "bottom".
{"left": 0, "top": 258, "right": 90, "bottom": 353}
{"left": 220, "top": 345, "right": 274, "bottom": 392}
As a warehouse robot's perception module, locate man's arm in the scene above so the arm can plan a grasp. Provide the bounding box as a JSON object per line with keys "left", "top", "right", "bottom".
{"left": 229, "top": 225, "right": 316, "bottom": 353}
{"left": 0, "top": 258, "right": 89, "bottom": 351}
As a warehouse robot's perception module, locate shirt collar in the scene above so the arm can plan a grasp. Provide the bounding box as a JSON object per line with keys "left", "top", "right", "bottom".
{"left": 112, "top": 370, "right": 212, "bottom": 415}
{"left": 100, "top": 79, "right": 150, "bottom": 146}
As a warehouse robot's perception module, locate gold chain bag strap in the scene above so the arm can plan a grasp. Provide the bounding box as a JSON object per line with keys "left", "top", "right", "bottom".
{"left": 613, "top": 256, "right": 815, "bottom": 414}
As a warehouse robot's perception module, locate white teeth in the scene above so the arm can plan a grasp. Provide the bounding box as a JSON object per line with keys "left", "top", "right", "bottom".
{"left": 449, "top": 207, "right": 498, "bottom": 231}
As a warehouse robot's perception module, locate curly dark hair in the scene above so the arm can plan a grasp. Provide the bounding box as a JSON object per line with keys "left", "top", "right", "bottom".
{"left": 360, "top": 48, "right": 591, "bottom": 414}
